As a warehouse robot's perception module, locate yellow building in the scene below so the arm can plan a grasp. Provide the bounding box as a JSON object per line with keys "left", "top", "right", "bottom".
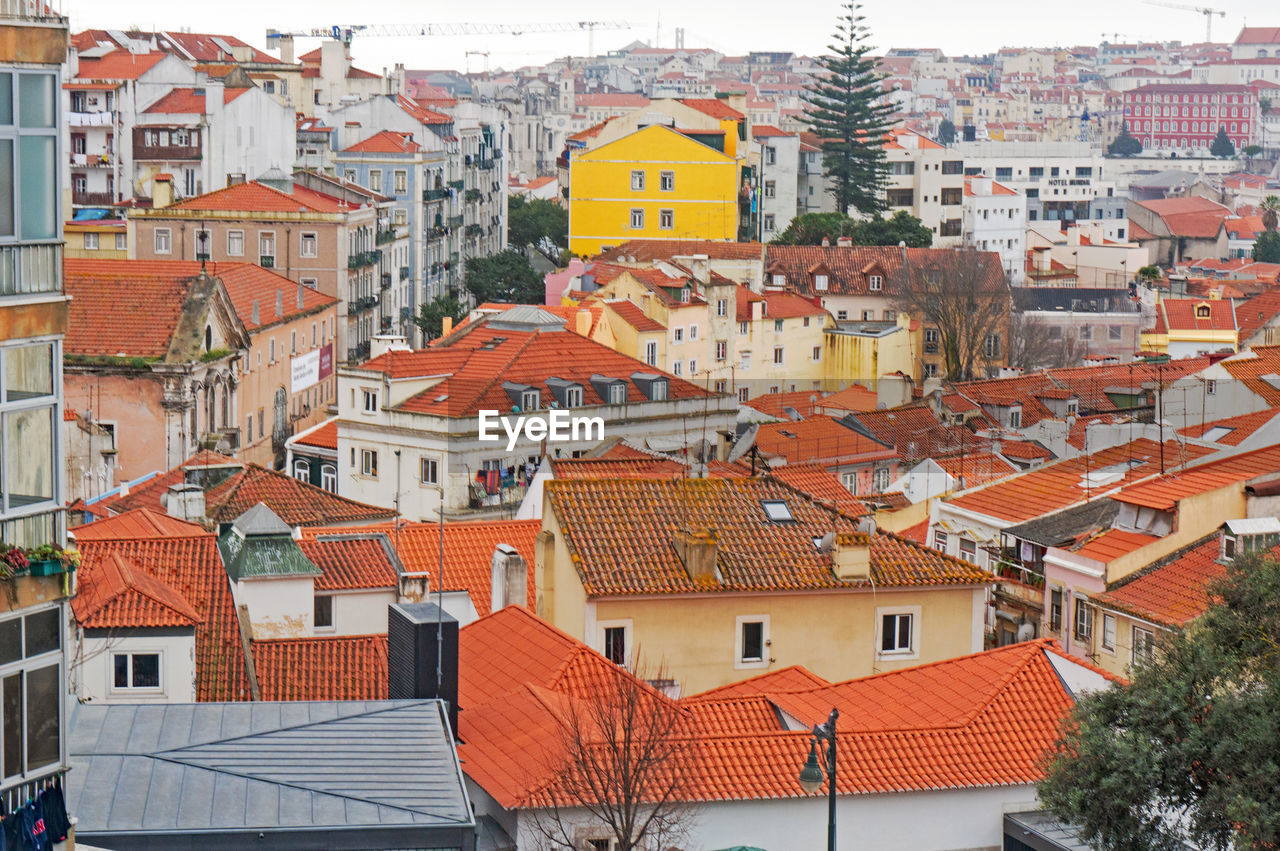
{"left": 63, "top": 220, "right": 128, "bottom": 259}
{"left": 1139, "top": 296, "right": 1239, "bottom": 357}
{"left": 537, "top": 477, "right": 993, "bottom": 693}
{"left": 824, "top": 313, "right": 916, "bottom": 387}
{"left": 568, "top": 124, "right": 740, "bottom": 256}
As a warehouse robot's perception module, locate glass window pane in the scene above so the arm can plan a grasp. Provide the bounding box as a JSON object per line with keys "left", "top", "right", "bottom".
{"left": 132, "top": 654, "right": 159, "bottom": 688}
{"left": 23, "top": 609, "right": 58, "bottom": 657}
{"left": 0, "top": 72, "right": 11, "bottom": 124}
{"left": 2, "top": 673, "right": 21, "bottom": 778}
{"left": 0, "top": 619, "right": 18, "bottom": 665}
{"left": 17, "top": 136, "right": 55, "bottom": 240}
{"left": 0, "top": 139, "right": 12, "bottom": 238}
{"left": 17, "top": 74, "right": 54, "bottom": 128}
{"left": 113, "top": 655, "right": 128, "bottom": 689}
{"left": 4, "top": 343, "right": 53, "bottom": 401}
{"left": 25, "top": 664, "right": 59, "bottom": 770}
{"left": 4, "top": 407, "right": 54, "bottom": 507}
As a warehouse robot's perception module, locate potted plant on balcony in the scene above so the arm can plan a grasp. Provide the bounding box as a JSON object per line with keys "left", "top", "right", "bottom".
{"left": 26, "top": 544, "right": 79, "bottom": 576}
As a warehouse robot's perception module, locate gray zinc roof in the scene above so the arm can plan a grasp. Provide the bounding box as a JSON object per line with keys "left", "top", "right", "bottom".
{"left": 68, "top": 700, "right": 476, "bottom": 851}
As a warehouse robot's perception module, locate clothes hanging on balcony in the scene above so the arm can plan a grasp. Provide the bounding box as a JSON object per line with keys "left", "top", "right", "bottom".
{"left": 0, "top": 810, "right": 20, "bottom": 851}
{"left": 39, "top": 780, "right": 68, "bottom": 844}
{"left": 17, "top": 799, "right": 49, "bottom": 851}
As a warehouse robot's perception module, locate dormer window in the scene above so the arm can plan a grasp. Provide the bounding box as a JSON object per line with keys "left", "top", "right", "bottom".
{"left": 502, "top": 381, "right": 539, "bottom": 411}
{"left": 681, "top": 288, "right": 692, "bottom": 303}
{"left": 546, "top": 377, "right": 584, "bottom": 408}
{"left": 814, "top": 274, "right": 829, "bottom": 291}
{"left": 772, "top": 273, "right": 786, "bottom": 287}
{"left": 1195, "top": 303, "right": 1211, "bottom": 318}
{"left": 522, "top": 390, "right": 540, "bottom": 410}
{"left": 1066, "top": 399, "right": 1079, "bottom": 416}
{"left": 590, "top": 374, "right": 627, "bottom": 405}
{"left": 631, "top": 372, "right": 668, "bottom": 401}
{"left": 869, "top": 274, "right": 883, "bottom": 291}
{"left": 610, "top": 384, "right": 626, "bottom": 404}
{"left": 1222, "top": 519, "right": 1280, "bottom": 560}
{"left": 1008, "top": 406, "right": 1022, "bottom": 428}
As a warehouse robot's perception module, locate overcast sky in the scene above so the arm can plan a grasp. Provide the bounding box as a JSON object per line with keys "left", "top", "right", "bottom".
{"left": 68, "top": 0, "right": 1263, "bottom": 74}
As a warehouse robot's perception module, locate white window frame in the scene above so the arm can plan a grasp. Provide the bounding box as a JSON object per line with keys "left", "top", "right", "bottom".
{"left": 115, "top": 233, "right": 127, "bottom": 251}
{"left": 1101, "top": 612, "right": 1117, "bottom": 652}
{"left": 292, "top": 458, "right": 310, "bottom": 481}
{"left": 1074, "top": 598, "right": 1094, "bottom": 642}
{"left": 84, "top": 232, "right": 99, "bottom": 250}
{"left": 362, "top": 389, "right": 378, "bottom": 413}
{"left": 875, "top": 605, "right": 921, "bottom": 660}
{"left": 360, "top": 448, "right": 379, "bottom": 478}
{"left": 630, "top": 208, "right": 645, "bottom": 229}
{"left": 110, "top": 650, "right": 164, "bottom": 694}
{"left": 659, "top": 170, "right": 674, "bottom": 191}
{"left": 734, "top": 614, "right": 770, "bottom": 670}
{"left": 0, "top": 605, "right": 65, "bottom": 783}
{"left": 300, "top": 231, "right": 318, "bottom": 258}
{"left": 259, "top": 231, "right": 276, "bottom": 259}
{"left": 869, "top": 274, "right": 883, "bottom": 291}
{"left": 933, "top": 529, "right": 948, "bottom": 552}
{"left": 645, "top": 341, "right": 658, "bottom": 366}
{"left": 659, "top": 209, "right": 674, "bottom": 230}
{"left": 154, "top": 227, "right": 172, "bottom": 255}
{"left": 673, "top": 327, "right": 684, "bottom": 343}
{"left": 420, "top": 456, "right": 439, "bottom": 486}
{"left": 227, "top": 229, "right": 244, "bottom": 256}
{"left": 814, "top": 273, "right": 828, "bottom": 291}
{"left": 630, "top": 170, "right": 645, "bottom": 191}
{"left": 314, "top": 594, "right": 335, "bottom": 631}
{"left": 321, "top": 463, "right": 338, "bottom": 493}
{"left": 597, "top": 619, "right": 633, "bottom": 667}
{"left": 773, "top": 346, "right": 784, "bottom": 365}
{"left": 1132, "top": 625, "right": 1155, "bottom": 666}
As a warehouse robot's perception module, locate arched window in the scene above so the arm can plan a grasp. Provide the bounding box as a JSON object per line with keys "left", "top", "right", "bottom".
{"left": 321, "top": 464, "right": 337, "bottom": 493}
{"left": 293, "top": 458, "right": 310, "bottom": 481}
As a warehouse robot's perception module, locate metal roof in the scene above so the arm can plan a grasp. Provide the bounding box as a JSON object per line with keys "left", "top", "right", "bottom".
{"left": 68, "top": 700, "right": 476, "bottom": 850}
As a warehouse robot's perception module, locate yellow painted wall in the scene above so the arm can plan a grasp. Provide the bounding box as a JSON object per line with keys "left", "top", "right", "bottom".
{"left": 568, "top": 125, "right": 739, "bottom": 256}
{"left": 537, "top": 503, "right": 985, "bottom": 692}
{"left": 1087, "top": 607, "right": 1165, "bottom": 678}
{"left": 1105, "top": 486, "right": 1245, "bottom": 585}
{"left": 824, "top": 314, "right": 916, "bottom": 387}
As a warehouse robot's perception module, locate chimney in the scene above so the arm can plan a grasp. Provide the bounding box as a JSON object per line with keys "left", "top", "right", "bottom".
{"left": 673, "top": 528, "right": 719, "bottom": 586}
{"left": 441, "top": 316, "right": 454, "bottom": 337}
{"left": 164, "top": 482, "right": 206, "bottom": 523}
{"left": 832, "top": 531, "right": 871, "bottom": 581}
{"left": 275, "top": 289, "right": 283, "bottom": 318}
{"left": 489, "top": 543, "right": 528, "bottom": 612}
{"left": 153, "top": 174, "right": 174, "bottom": 209}
{"left": 821, "top": 236, "right": 830, "bottom": 247}
{"left": 388, "top": 602, "right": 460, "bottom": 737}
{"left": 575, "top": 308, "right": 593, "bottom": 336}
{"left": 278, "top": 34, "right": 295, "bottom": 65}
{"left": 836, "top": 236, "right": 853, "bottom": 248}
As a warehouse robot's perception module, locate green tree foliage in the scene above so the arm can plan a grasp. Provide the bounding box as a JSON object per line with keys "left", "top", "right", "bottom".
{"left": 1039, "top": 551, "right": 1280, "bottom": 850}
{"left": 1261, "top": 195, "right": 1280, "bottom": 232}
{"left": 1254, "top": 230, "right": 1280, "bottom": 263}
{"left": 508, "top": 194, "right": 568, "bottom": 251}
{"left": 1137, "top": 265, "right": 1163, "bottom": 283}
{"left": 937, "top": 119, "right": 956, "bottom": 145}
{"left": 1107, "top": 125, "right": 1142, "bottom": 157}
{"left": 772, "top": 210, "right": 933, "bottom": 247}
{"left": 1242, "top": 144, "right": 1263, "bottom": 158}
{"left": 415, "top": 295, "right": 468, "bottom": 342}
{"left": 802, "top": 0, "right": 894, "bottom": 216}
{"left": 463, "top": 250, "right": 545, "bottom": 305}
{"left": 1210, "top": 126, "right": 1235, "bottom": 158}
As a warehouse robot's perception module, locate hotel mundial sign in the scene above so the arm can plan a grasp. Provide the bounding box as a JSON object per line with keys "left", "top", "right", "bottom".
{"left": 478, "top": 409, "right": 605, "bottom": 451}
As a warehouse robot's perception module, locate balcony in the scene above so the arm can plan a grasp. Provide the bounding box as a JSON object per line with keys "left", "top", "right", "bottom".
{"left": 427, "top": 226, "right": 448, "bottom": 240}
{"left": 71, "top": 189, "right": 115, "bottom": 206}
{"left": 69, "top": 152, "right": 112, "bottom": 168}
{"left": 380, "top": 273, "right": 392, "bottom": 289}
{"left": 69, "top": 111, "right": 115, "bottom": 128}
{"left": 347, "top": 341, "right": 372, "bottom": 363}
{"left": 464, "top": 189, "right": 483, "bottom": 203}
{"left": 400, "top": 265, "right": 411, "bottom": 281}
{"left": 375, "top": 228, "right": 397, "bottom": 246}
{"left": 476, "top": 158, "right": 495, "bottom": 171}
{"left": 448, "top": 179, "right": 464, "bottom": 191}
{"left": 465, "top": 224, "right": 483, "bottom": 238}
{"left": 347, "top": 249, "right": 381, "bottom": 269}
{"left": 0, "top": 244, "right": 61, "bottom": 296}
{"left": 260, "top": 255, "right": 275, "bottom": 268}
{"left": 133, "top": 142, "right": 201, "bottom": 161}
{"left": 448, "top": 215, "right": 464, "bottom": 229}
{"left": 423, "top": 187, "right": 450, "bottom": 202}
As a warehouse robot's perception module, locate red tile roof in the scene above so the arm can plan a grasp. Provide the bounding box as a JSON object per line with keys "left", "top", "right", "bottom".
{"left": 1071, "top": 528, "right": 1162, "bottom": 562}
{"left": 602, "top": 299, "right": 665, "bottom": 333}
{"left": 70, "top": 507, "right": 205, "bottom": 541}
{"left": 1237, "top": 291, "right": 1280, "bottom": 342}
{"left": 1150, "top": 298, "right": 1236, "bottom": 333}
{"left": 298, "top": 534, "right": 398, "bottom": 591}
{"left": 169, "top": 180, "right": 349, "bottom": 214}
{"left": 691, "top": 665, "right": 831, "bottom": 698}
{"left": 1110, "top": 442, "right": 1280, "bottom": 511}
{"left": 72, "top": 29, "right": 281, "bottom": 64}
{"left": 292, "top": 419, "right": 338, "bottom": 451}
{"left": 74, "top": 50, "right": 168, "bottom": 82}
{"left": 682, "top": 98, "right": 746, "bottom": 120}
{"left": 322, "top": 519, "right": 540, "bottom": 615}
{"left": 546, "top": 477, "right": 991, "bottom": 596}
{"left": 1132, "top": 196, "right": 1231, "bottom": 239}
{"left": 934, "top": 453, "right": 1019, "bottom": 487}
{"left": 946, "top": 438, "right": 1218, "bottom": 524}
{"left": 766, "top": 462, "right": 869, "bottom": 516}
{"left": 142, "top": 86, "right": 250, "bottom": 113}
{"left": 816, "top": 384, "right": 878, "bottom": 415}
{"left": 251, "top": 635, "right": 388, "bottom": 701}
{"left": 361, "top": 315, "right": 716, "bottom": 418}
{"left": 596, "top": 240, "right": 764, "bottom": 263}
{"left": 1179, "top": 406, "right": 1280, "bottom": 445}
{"left": 76, "top": 531, "right": 249, "bottom": 701}
{"left": 71, "top": 552, "right": 202, "bottom": 629}
{"left": 742, "top": 389, "right": 828, "bottom": 419}
{"left": 755, "top": 415, "right": 896, "bottom": 466}
{"left": 91, "top": 451, "right": 243, "bottom": 517}
{"left": 550, "top": 456, "right": 686, "bottom": 479}
{"left": 1090, "top": 535, "right": 1224, "bottom": 626}
{"left": 764, "top": 246, "right": 1005, "bottom": 297}
{"left": 63, "top": 260, "right": 193, "bottom": 358}
{"left": 342, "top": 130, "right": 422, "bottom": 154}
{"left": 1220, "top": 346, "right": 1280, "bottom": 405}
{"left": 204, "top": 464, "right": 395, "bottom": 527}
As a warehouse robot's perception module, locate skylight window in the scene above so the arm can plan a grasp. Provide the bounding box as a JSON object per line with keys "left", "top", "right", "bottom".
{"left": 1202, "top": 426, "right": 1235, "bottom": 443}
{"left": 761, "top": 500, "right": 794, "bottom": 522}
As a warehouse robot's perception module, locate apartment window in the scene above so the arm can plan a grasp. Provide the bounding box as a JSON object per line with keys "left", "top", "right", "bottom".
{"left": 812, "top": 345, "right": 822, "bottom": 361}
{"left": 314, "top": 595, "right": 333, "bottom": 629}
{"left": 738, "top": 321, "right": 749, "bottom": 335}
{"left": 1050, "top": 587, "right": 1063, "bottom": 631}
{"left": 394, "top": 208, "right": 407, "bottom": 226}
{"left": 923, "top": 362, "right": 938, "bottom": 378}
{"left": 1079, "top": 326, "right": 1092, "bottom": 341}
{"left": 630, "top": 208, "right": 644, "bottom": 229}
{"left": 1108, "top": 325, "right": 1123, "bottom": 341}
{"left": 112, "top": 652, "right": 160, "bottom": 691}
{"left": 941, "top": 187, "right": 963, "bottom": 206}
{"left": 362, "top": 390, "right": 378, "bottom": 412}
{"left": 689, "top": 324, "right": 699, "bottom": 340}
{"left": 688, "top": 358, "right": 698, "bottom": 375}
{"left": 773, "top": 346, "right": 784, "bottom": 365}
{"left": 154, "top": 227, "right": 172, "bottom": 254}
{"left": 763, "top": 179, "right": 775, "bottom": 198}
{"left": 630, "top": 170, "right": 645, "bottom": 191}
{"left": 0, "top": 71, "right": 58, "bottom": 243}
{"left": 227, "top": 229, "right": 244, "bottom": 256}
{"left": 673, "top": 327, "right": 684, "bottom": 343}
{"left": 644, "top": 342, "right": 658, "bottom": 366}
{"left": 886, "top": 188, "right": 914, "bottom": 207}
{"left": 259, "top": 232, "right": 275, "bottom": 261}
{"left": 609, "top": 383, "right": 627, "bottom": 404}
{"left": 659, "top": 170, "right": 674, "bottom": 191}
{"left": 394, "top": 170, "right": 407, "bottom": 193}
{"left": 836, "top": 310, "right": 847, "bottom": 320}
{"left": 0, "top": 607, "right": 62, "bottom": 780}
{"left": 941, "top": 160, "right": 963, "bottom": 175}
{"left": 1008, "top": 408, "right": 1022, "bottom": 429}
{"left": 869, "top": 274, "right": 883, "bottom": 291}
{"left": 300, "top": 232, "right": 318, "bottom": 257}
{"left": 418, "top": 456, "right": 439, "bottom": 486}
{"left": 735, "top": 616, "right": 769, "bottom": 668}
{"left": 321, "top": 464, "right": 337, "bottom": 493}
{"left": 716, "top": 341, "right": 727, "bottom": 360}
{"left": 983, "top": 334, "right": 1000, "bottom": 358}
{"left": 360, "top": 448, "right": 378, "bottom": 477}
{"left": 194, "top": 228, "right": 211, "bottom": 260}
{"left": 841, "top": 471, "right": 858, "bottom": 494}
{"left": 115, "top": 233, "right": 126, "bottom": 251}
{"left": 521, "top": 389, "right": 540, "bottom": 411}
{"left": 958, "top": 537, "right": 977, "bottom": 563}
{"left": 369, "top": 170, "right": 382, "bottom": 193}
{"left": 764, "top": 214, "right": 775, "bottom": 231}
{"left": 599, "top": 621, "right": 631, "bottom": 666}
{"left": 292, "top": 459, "right": 310, "bottom": 481}
{"left": 716, "top": 298, "right": 728, "bottom": 318}
{"left": 933, "top": 530, "right": 948, "bottom": 552}
{"left": 1101, "top": 613, "right": 1116, "bottom": 651}
{"left": 83, "top": 232, "right": 99, "bottom": 251}
{"left": 738, "top": 387, "right": 750, "bottom": 402}
{"left": 672, "top": 361, "right": 683, "bottom": 376}
{"left": 1073, "top": 599, "right": 1094, "bottom": 642}
{"left": 878, "top": 608, "right": 918, "bottom": 655}
{"left": 874, "top": 466, "right": 890, "bottom": 491}
{"left": 814, "top": 274, "right": 828, "bottom": 291}
{"left": 659, "top": 209, "right": 674, "bottom": 230}
{"left": 1132, "top": 626, "right": 1155, "bottom": 666}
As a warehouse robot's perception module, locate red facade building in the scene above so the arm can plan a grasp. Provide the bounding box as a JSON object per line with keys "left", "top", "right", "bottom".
{"left": 1121, "top": 84, "right": 1258, "bottom": 152}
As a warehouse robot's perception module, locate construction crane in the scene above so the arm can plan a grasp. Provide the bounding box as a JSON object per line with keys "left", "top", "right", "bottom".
{"left": 266, "top": 21, "right": 631, "bottom": 59}
{"left": 1141, "top": 0, "right": 1226, "bottom": 42}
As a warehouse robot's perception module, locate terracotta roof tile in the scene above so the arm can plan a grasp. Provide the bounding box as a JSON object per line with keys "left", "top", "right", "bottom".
{"left": 91, "top": 451, "right": 243, "bottom": 516}
{"left": 70, "top": 507, "right": 206, "bottom": 541}
{"left": 298, "top": 534, "right": 398, "bottom": 591}
{"left": 602, "top": 299, "right": 666, "bottom": 333}
{"left": 681, "top": 98, "right": 746, "bottom": 120}
{"left": 764, "top": 246, "right": 1005, "bottom": 297}
{"left": 292, "top": 418, "right": 338, "bottom": 450}
{"left": 74, "top": 50, "right": 168, "bottom": 82}
{"left": 1111, "top": 442, "right": 1280, "bottom": 511}
{"left": 170, "top": 180, "right": 349, "bottom": 214}
{"left": 1090, "top": 534, "right": 1224, "bottom": 626}
{"left": 741, "top": 389, "right": 828, "bottom": 420}
{"left": 596, "top": 240, "right": 764, "bottom": 262}
{"left": 204, "top": 464, "right": 395, "bottom": 527}
{"left": 766, "top": 462, "right": 869, "bottom": 516}
{"left": 755, "top": 415, "right": 896, "bottom": 466}
{"left": 1179, "top": 406, "right": 1280, "bottom": 445}
{"left": 63, "top": 261, "right": 191, "bottom": 358}
{"left": 691, "top": 665, "right": 831, "bottom": 699}
{"left": 1220, "top": 345, "right": 1280, "bottom": 405}
{"left": 251, "top": 635, "right": 388, "bottom": 701}
{"left": 815, "top": 384, "right": 878, "bottom": 415}
{"left": 1152, "top": 298, "right": 1236, "bottom": 333}
{"left": 71, "top": 552, "right": 203, "bottom": 629}
{"left": 1132, "top": 196, "right": 1231, "bottom": 239}
{"left": 342, "top": 130, "right": 422, "bottom": 154}
{"left": 143, "top": 86, "right": 250, "bottom": 113}
{"left": 546, "top": 477, "right": 991, "bottom": 596}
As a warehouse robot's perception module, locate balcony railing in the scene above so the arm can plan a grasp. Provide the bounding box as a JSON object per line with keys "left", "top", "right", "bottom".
{"left": 0, "top": 244, "right": 61, "bottom": 296}
{"left": 133, "top": 143, "right": 201, "bottom": 161}
{"left": 68, "top": 111, "right": 114, "bottom": 127}
{"left": 427, "top": 226, "right": 448, "bottom": 239}
{"left": 465, "top": 224, "right": 483, "bottom": 237}
{"left": 71, "top": 190, "right": 115, "bottom": 206}
{"left": 347, "top": 295, "right": 379, "bottom": 315}
{"left": 423, "top": 187, "right": 450, "bottom": 202}
{"left": 347, "top": 341, "right": 371, "bottom": 363}
{"left": 347, "top": 249, "right": 382, "bottom": 269}
{"left": 375, "top": 228, "right": 397, "bottom": 245}
{"left": 0, "top": 0, "right": 65, "bottom": 19}
{"left": 69, "top": 152, "right": 112, "bottom": 167}
{"left": 260, "top": 255, "right": 275, "bottom": 268}
{"left": 476, "top": 158, "right": 495, "bottom": 170}
{"left": 464, "top": 189, "right": 483, "bottom": 202}
{"left": 380, "top": 273, "right": 392, "bottom": 289}
{"left": 448, "top": 179, "right": 464, "bottom": 190}
{"left": 448, "top": 215, "right": 464, "bottom": 228}
{"left": 399, "top": 265, "right": 410, "bottom": 281}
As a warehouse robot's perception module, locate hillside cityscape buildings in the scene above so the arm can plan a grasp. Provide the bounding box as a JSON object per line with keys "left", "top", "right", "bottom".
{"left": 3, "top": 0, "right": 1280, "bottom": 847}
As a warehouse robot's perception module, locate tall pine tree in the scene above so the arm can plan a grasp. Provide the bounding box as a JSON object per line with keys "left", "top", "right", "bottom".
{"left": 803, "top": 0, "right": 894, "bottom": 216}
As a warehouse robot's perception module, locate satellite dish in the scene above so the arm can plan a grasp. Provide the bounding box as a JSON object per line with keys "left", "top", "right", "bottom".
{"left": 727, "top": 423, "right": 759, "bottom": 464}
{"left": 876, "top": 401, "right": 887, "bottom": 410}
{"left": 816, "top": 531, "right": 835, "bottom": 554}
{"left": 856, "top": 516, "right": 877, "bottom": 535}
{"left": 1017, "top": 622, "right": 1036, "bottom": 643}
{"left": 783, "top": 405, "right": 803, "bottom": 421}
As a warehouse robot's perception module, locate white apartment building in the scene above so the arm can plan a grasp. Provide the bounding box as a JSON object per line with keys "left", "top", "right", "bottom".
{"left": 883, "top": 128, "right": 966, "bottom": 245}
{"left": 754, "top": 127, "right": 800, "bottom": 239}
{"left": 948, "top": 141, "right": 1116, "bottom": 227}
{"left": 962, "top": 177, "right": 1027, "bottom": 285}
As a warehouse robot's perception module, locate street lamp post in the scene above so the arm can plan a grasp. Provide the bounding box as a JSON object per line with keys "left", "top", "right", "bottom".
{"left": 798, "top": 707, "right": 839, "bottom": 851}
